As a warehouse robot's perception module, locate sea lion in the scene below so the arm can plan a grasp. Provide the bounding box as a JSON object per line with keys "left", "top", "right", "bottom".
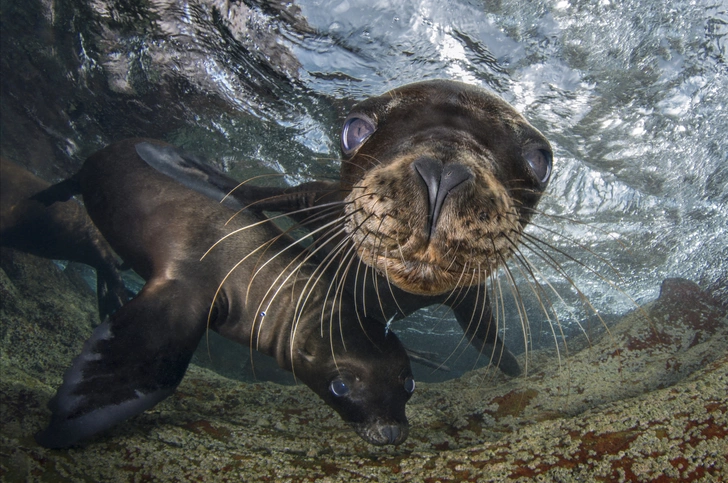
{"left": 0, "top": 157, "right": 128, "bottom": 321}
{"left": 33, "top": 138, "right": 415, "bottom": 448}
{"left": 140, "top": 80, "right": 553, "bottom": 376}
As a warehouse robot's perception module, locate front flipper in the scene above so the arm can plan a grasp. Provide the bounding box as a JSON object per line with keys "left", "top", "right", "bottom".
{"left": 452, "top": 289, "right": 522, "bottom": 377}
{"left": 405, "top": 348, "right": 451, "bottom": 372}
{"left": 35, "top": 279, "right": 206, "bottom": 448}
{"left": 95, "top": 265, "right": 130, "bottom": 322}
{"left": 135, "top": 142, "right": 245, "bottom": 210}
{"left": 135, "top": 141, "right": 338, "bottom": 216}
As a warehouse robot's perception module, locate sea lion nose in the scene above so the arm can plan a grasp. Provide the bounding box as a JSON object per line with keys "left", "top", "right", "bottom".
{"left": 380, "top": 424, "right": 402, "bottom": 445}
{"left": 413, "top": 157, "right": 473, "bottom": 239}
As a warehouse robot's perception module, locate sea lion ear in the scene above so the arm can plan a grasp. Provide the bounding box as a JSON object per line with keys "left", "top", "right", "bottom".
{"left": 296, "top": 331, "right": 324, "bottom": 364}
{"left": 296, "top": 346, "right": 316, "bottom": 364}
{"left": 35, "top": 279, "right": 206, "bottom": 448}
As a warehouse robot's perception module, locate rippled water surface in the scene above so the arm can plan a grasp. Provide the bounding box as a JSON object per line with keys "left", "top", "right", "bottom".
{"left": 1, "top": 0, "right": 726, "bottom": 377}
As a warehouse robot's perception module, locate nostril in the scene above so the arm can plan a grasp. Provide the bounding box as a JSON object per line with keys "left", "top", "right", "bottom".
{"left": 440, "top": 164, "right": 473, "bottom": 194}
{"left": 413, "top": 157, "right": 444, "bottom": 184}
{"left": 413, "top": 157, "right": 443, "bottom": 211}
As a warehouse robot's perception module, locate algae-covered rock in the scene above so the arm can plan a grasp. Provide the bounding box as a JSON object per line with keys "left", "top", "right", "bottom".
{"left": 1, "top": 251, "right": 726, "bottom": 482}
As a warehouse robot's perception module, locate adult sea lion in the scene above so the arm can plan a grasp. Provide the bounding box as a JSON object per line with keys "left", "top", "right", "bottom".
{"left": 0, "top": 157, "right": 127, "bottom": 321}
{"left": 141, "top": 80, "right": 553, "bottom": 376}
{"left": 33, "top": 138, "right": 415, "bottom": 448}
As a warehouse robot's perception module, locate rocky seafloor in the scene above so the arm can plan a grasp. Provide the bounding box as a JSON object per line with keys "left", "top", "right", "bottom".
{"left": 1, "top": 249, "right": 726, "bottom": 482}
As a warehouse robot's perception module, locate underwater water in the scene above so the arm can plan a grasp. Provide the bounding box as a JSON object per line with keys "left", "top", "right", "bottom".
{"left": 1, "top": 0, "right": 726, "bottom": 384}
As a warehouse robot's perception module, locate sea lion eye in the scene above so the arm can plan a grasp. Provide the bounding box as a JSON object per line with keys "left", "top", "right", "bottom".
{"left": 403, "top": 376, "right": 415, "bottom": 394}
{"left": 524, "top": 148, "right": 552, "bottom": 184}
{"left": 341, "top": 115, "right": 376, "bottom": 155}
{"left": 329, "top": 377, "right": 350, "bottom": 397}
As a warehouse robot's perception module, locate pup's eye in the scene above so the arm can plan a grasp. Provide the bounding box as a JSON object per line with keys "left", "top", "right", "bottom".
{"left": 329, "top": 377, "right": 350, "bottom": 397}
{"left": 341, "top": 116, "right": 376, "bottom": 155}
{"left": 403, "top": 376, "right": 415, "bottom": 394}
{"left": 524, "top": 148, "right": 552, "bottom": 184}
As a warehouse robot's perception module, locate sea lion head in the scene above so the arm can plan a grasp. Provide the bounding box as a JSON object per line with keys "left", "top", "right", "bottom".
{"left": 294, "top": 318, "right": 414, "bottom": 446}
{"left": 339, "top": 80, "right": 553, "bottom": 295}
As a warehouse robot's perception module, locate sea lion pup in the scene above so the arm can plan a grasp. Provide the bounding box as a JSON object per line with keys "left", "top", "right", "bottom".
{"left": 0, "top": 157, "right": 127, "bottom": 321}
{"left": 33, "top": 138, "right": 415, "bottom": 449}
{"left": 140, "top": 80, "right": 554, "bottom": 376}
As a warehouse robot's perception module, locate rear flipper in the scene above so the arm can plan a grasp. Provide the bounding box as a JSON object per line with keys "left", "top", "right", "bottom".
{"left": 35, "top": 279, "right": 206, "bottom": 448}
{"left": 26, "top": 175, "right": 129, "bottom": 321}
{"left": 29, "top": 178, "right": 81, "bottom": 206}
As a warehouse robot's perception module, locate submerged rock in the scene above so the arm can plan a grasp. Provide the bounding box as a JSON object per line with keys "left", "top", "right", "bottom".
{"left": 1, "top": 253, "right": 726, "bottom": 481}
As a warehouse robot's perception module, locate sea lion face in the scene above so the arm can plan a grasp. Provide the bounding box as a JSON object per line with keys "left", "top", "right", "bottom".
{"left": 296, "top": 321, "right": 414, "bottom": 446}
{"left": 340, "top": 80, "right": 553, "bottom": 295}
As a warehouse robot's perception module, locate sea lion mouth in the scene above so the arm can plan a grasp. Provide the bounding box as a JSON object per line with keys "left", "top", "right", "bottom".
{"left": 360, "top": 252, "right": 485, "bottom": 296}
{"left": 352, "top": 421, "right": 409, "bottom": 446}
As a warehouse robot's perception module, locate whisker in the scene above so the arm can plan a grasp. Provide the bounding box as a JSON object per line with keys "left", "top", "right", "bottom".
{"left": 524, "top": 219, "right": 626, "bottom": 281}
{"left": 260, "top": 236, "right": 346, "bottom": 378}
{"left": 201, "top": 200, "right": 346, "bottom": 262}
{"left": 292, "top": 233, "right": 359, "bottom": 372}
{"left": 225, "top": 198, "right": 345, "bottom": 227}
{"left": 435, "top": 266, "right": 487, "bottom": 371}
{"left": 291, "top": 210, "right": 379, "bottom": 326}
{"left": 517, "top": 232, "right": 624, "bottom": 332}
{"left": 491, "top": 265, "right": 507, "bottom": 367}
{"left": 219, "top": 173, "right": 288, "bottom": 204}
{"left": 381, "top": 247, "right": 407, "bottom": 319}
{"left": 496, "top": 247, "right": 540, "bottom": 375}
{"left": 333, "top": 246, "right": 362, "bottom": 352}
{"left": 434, "top": 254, "right": 478, "bottom": 319}
{"left": 367, "top": 216, "right": 396, "bottom": 322}
{"left": 243, "top": 212, "right": 360, "bottom": 371}
{"left": 503, "top": 233, "right": 609, "bottom": 380}
{"left": 474, "top": 265, "right": 506, "bottom": 374}
{"left": 526, "top": 207, "right": 631, "bottom": 252}
{"left": 248, "top": 214, "right": 358, "bottom": 287}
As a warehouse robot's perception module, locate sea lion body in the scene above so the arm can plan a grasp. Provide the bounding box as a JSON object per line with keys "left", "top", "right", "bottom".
{"left": 34, "top": 139, "right": 414, "bottom": 448}
{"left": 142, "top": 80, "right": 554, "bottom": 376}
{"left": 0, "top": 157, "right": 127, "bottom": 320}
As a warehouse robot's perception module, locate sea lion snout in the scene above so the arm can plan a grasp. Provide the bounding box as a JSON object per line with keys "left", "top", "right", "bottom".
{"left": 380, "top": 424, "right": 404, "bottom": 445}
{"left": 353, "top": 420, "right": 409, "bottom": 446}
{"left": 413, "top": 156, "right": 474, "bottom": 240}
